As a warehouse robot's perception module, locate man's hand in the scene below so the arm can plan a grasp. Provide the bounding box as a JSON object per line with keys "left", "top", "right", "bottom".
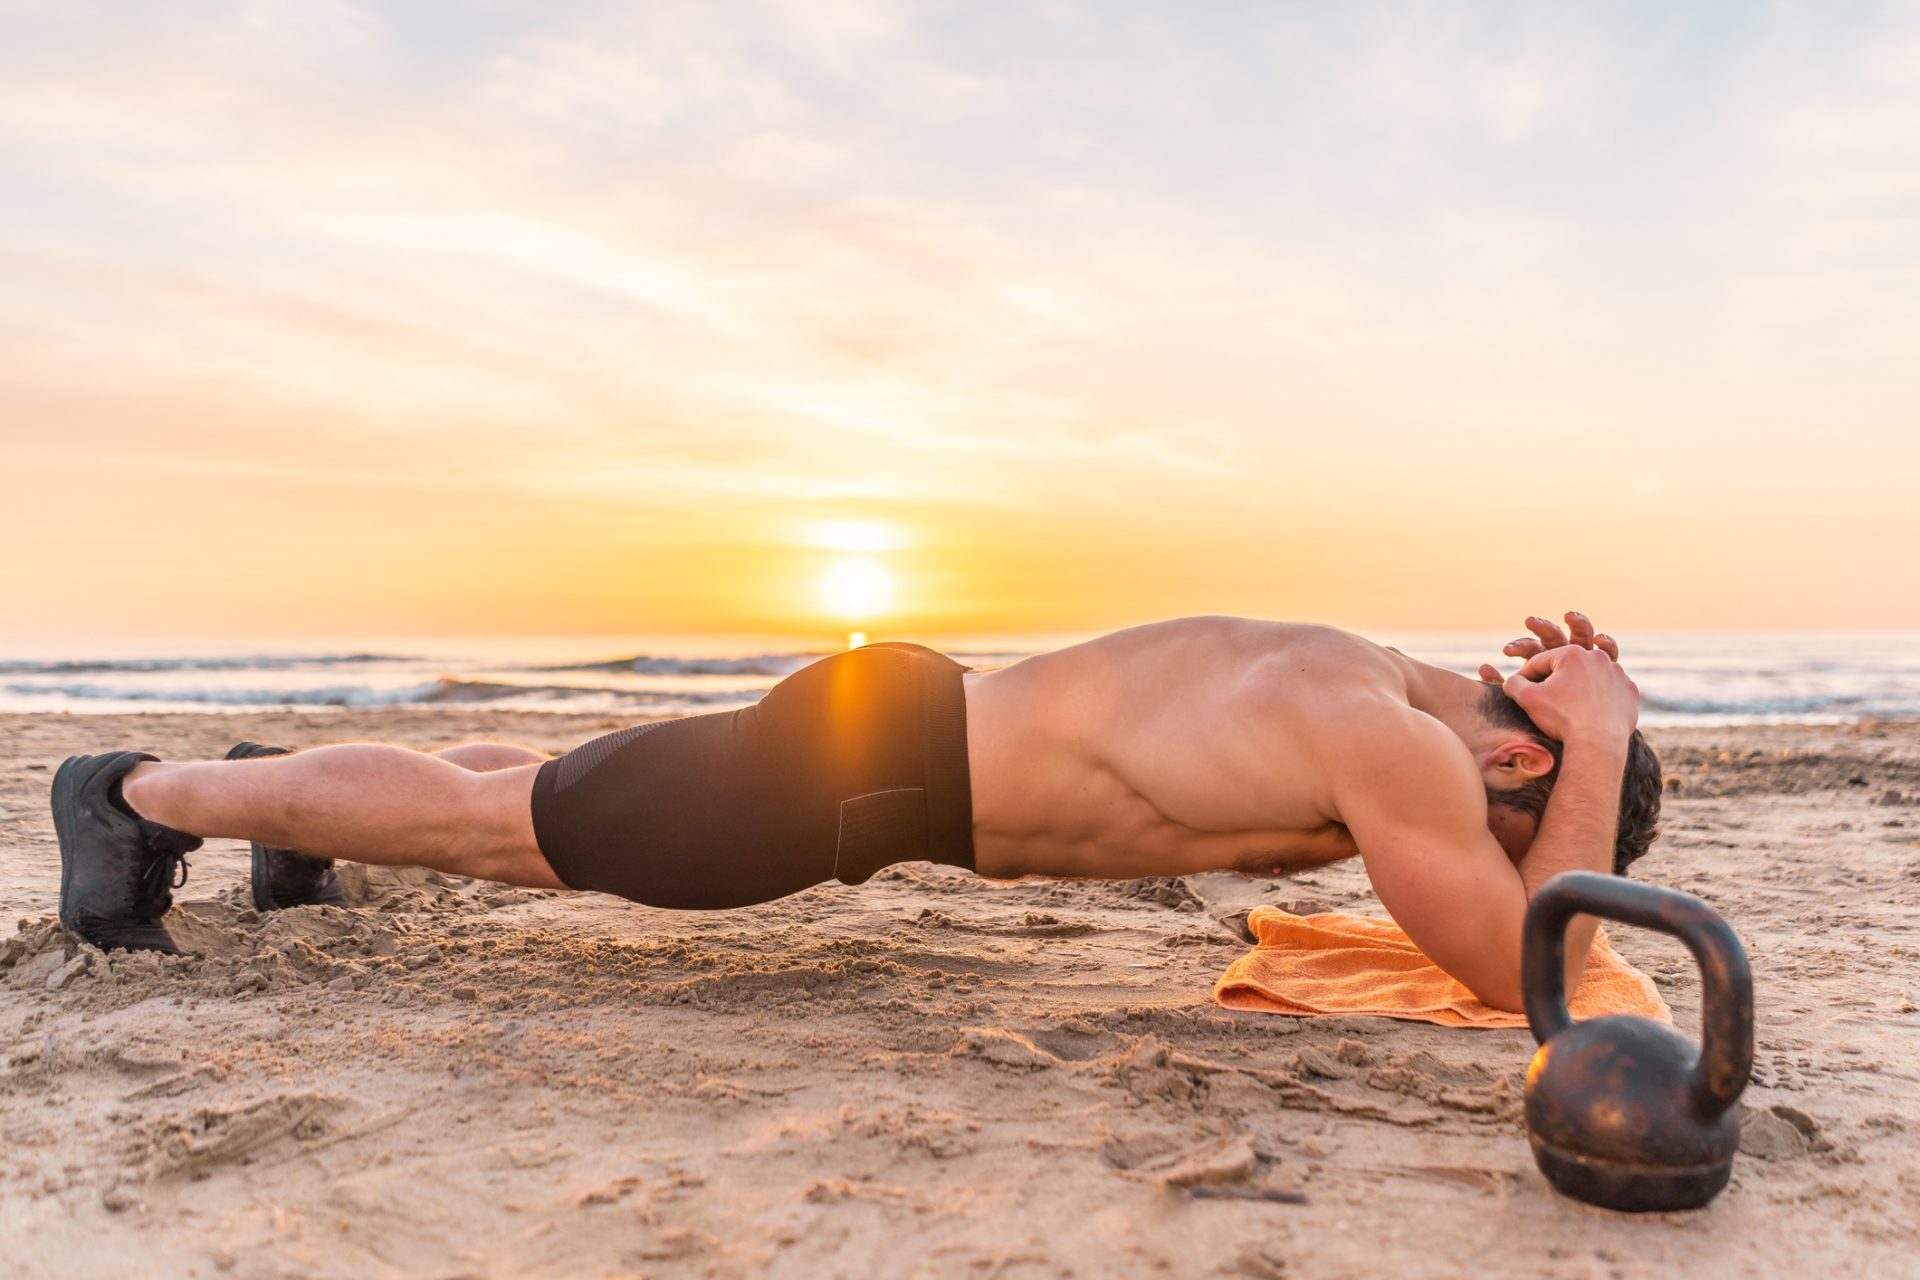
{"left": 1477, "top": 611, "right": 1619, "bottom": 685}
{"left": 1488, "top": 645, "right": 1640, "bottom": 747}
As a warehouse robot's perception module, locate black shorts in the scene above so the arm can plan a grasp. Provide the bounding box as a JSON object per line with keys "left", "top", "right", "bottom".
{"left": 529, "top": 643, "right": 975, "bottom": 909}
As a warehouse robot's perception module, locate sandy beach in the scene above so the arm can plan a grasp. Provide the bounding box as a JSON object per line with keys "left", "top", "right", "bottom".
{"left": 2, "top": 709, "right": 1917, "bottom": 1279}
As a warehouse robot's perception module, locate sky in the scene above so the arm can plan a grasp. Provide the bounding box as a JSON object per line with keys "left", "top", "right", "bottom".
{"left": 1, "top": 0, "right": 1917, "bottom": 644}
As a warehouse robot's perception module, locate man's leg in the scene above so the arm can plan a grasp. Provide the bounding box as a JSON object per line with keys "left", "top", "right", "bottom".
{"left": 121, "top": 745, "right": 565, "bottom": 889}
{"left": 235, "top": 740, "right": 558, "bottom": 911}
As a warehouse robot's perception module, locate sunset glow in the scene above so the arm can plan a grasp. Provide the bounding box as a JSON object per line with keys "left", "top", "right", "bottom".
{"left": 805, "top": 520, "right": 912, "bottom": 555}
{"left": 821, "top": 559, "right": 894, "bottom": 621}
{"left": 2, "top": 4, "right": 1918, "bottom": 644}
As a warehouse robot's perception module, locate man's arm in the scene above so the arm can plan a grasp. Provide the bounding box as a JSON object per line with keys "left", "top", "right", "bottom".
{"left": 1328, "top": 647, "right": 1640, "bottom": 1013}
{"left": 1327, "top": 709, "right": 1535, "bottom": 1012}
{"left": 1511, "top": 735, "right": 1627, "bottom": 991}
{"left": 1491, "top": 644, "right": 1641, "bottom": 993}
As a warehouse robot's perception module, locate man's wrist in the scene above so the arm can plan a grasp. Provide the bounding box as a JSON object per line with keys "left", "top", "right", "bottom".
{"left": 1558, "top": 728, "right": 1633, "bottom": 759}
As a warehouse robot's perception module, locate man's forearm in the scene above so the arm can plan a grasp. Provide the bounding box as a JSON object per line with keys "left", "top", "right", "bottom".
{"left": 1519, "top": 737, "right": 1629, "bottom": 990}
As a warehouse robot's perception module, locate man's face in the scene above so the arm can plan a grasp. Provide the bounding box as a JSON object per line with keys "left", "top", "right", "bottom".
{"left": 1486, "top": 804, "right": 1539, "bottom": 865}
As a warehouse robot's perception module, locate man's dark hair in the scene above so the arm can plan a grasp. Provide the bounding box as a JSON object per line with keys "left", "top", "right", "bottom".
{"left": 1478, "top": 683, "right": 1662, "bottom": 875}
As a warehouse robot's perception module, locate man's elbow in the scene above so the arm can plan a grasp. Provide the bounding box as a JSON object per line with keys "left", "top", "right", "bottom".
{"left": 1464, "top": 952, "right": 1587, "bottom": 1015}
{"left": 1458, "top": 967, "right": 1526, "bottom": 1015}
{"left": 1440, "top": 942, "right": 1528, "bottom": 1013}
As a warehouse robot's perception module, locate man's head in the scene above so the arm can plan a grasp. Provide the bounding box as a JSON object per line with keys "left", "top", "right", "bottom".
{"left": 1474, "top": 682, "right": 1662, "bottom": 874}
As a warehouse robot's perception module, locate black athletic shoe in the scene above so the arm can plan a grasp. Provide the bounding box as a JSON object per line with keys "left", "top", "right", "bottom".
{"left": 226, "top": 742, "right": 349, "bottom": 911}
{"left": 53, "top": 751, "right": 203, "bottom": 954}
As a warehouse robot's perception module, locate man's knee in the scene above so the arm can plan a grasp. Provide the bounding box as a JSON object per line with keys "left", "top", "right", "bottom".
{"left": 445, "top": 766, "right": 554, "bottom": 885}
{"left": 433, "top": 742, "right": 550, "bottom": 772}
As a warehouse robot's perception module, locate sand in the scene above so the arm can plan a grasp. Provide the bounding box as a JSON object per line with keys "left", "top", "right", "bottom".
{"left": 3, "top": 709, "right": 1917, "bottom": 1279}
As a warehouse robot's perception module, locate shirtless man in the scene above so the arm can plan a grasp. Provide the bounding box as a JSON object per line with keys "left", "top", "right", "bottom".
{"left": 52, "top": 611, "right": 1659, "bottom": 1013}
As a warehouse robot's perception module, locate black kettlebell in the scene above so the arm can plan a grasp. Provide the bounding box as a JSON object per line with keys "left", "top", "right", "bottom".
{"left": 1522, "top": 871, "right": 1754, "bottom": 1213}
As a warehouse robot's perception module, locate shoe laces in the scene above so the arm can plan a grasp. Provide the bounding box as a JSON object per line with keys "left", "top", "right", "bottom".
{"left": 136, "top": 821, "right": 200, "bottom": 909}
{"left": 144, "top": 847, "right": 191, "bottom": 897}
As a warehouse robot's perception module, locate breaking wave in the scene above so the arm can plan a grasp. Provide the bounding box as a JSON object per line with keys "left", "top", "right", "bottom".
{"left": 0, "top": 653, "right": 415, "bottom": 677}
{"left": 0, "top": 675, "right": 772, "bottom": 714}
{"left": 528, "top": 653, "right": 821, "bottom": 678}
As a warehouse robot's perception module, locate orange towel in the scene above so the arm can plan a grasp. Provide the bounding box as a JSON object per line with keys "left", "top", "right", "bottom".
{"left": 1213, "top": 907, "right": 1671, "bottom": 1029}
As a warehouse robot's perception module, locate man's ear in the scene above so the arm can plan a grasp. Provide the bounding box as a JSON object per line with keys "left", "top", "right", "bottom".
{"left": 1486, "top": 738, "right": 1556, "bottom": 783}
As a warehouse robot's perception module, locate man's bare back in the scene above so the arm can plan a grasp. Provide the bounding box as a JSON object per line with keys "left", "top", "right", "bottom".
{"left": 965, "top": 618, "right": 1400, "bottom": 880}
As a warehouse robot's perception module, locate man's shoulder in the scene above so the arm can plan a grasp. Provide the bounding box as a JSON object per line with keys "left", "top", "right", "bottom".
{"left": 1222, "top": 638, "right": 1473, "bottom": 773}
{"left": 1318, "top": 698, "right": 1485, "bottom": 826}
{"left": 1305, "top": 688, "right": 1462, "bottom": 751}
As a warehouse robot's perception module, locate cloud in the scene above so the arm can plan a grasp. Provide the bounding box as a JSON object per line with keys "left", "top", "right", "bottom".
{"left": 1342, "top": 5, "right": 1621, "bottom": 146}
{"left": 1, "top": 0, "right": 1917, "bottom": 633}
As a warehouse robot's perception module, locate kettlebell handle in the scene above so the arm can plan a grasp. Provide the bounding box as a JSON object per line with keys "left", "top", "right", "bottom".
{"left": 1523, "top": 871, "right": 1753, "bottom": 1119}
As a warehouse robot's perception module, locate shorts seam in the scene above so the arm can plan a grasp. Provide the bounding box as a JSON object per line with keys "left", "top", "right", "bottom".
{"left": 833, "top": 787, "right": 925, "bottom": 883}
{"left": 553, "top": 718, "right": 683, "bottom": 793}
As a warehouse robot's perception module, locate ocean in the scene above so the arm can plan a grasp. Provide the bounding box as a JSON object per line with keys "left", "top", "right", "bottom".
{"left": 1, "top": 631, "right": 1916, "bottom": 727}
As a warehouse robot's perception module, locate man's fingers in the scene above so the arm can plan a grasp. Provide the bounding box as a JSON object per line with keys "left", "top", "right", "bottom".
{"left": 1525, "top": 616, "right": 1570, "bottom": 648}
{"left": 1516, "top": 647, "right": 1573, "bottom": 681}
{"left": 1499, "top": 613, "right": 1615, "bottom": 682}
{"left": 1478, "top": 663, "right": 1505, "bottom": 683}
{"left": 1502, "top": 671, "right": 1539, "bottom": 708}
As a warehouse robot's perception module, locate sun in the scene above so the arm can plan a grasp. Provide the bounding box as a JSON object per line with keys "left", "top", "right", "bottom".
{"left": 820, "top": 557, "right": 894, "bottom": 619}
